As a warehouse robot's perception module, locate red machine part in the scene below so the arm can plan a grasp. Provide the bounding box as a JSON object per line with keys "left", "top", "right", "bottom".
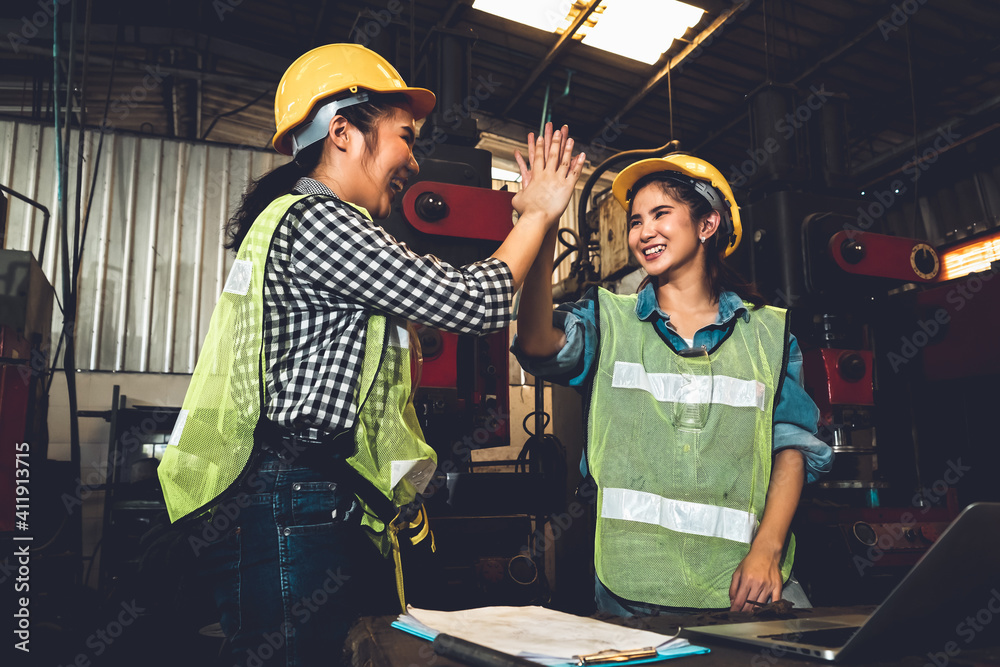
{"left": 415, "top": 327, "right": 460, "bottom": 390}
{"left": 403, "top": 181, "right": 515, "bottom": 242}
{"left": 913, "top": 270, "right": 1000, "bottom": 381}
{"left": 0, "top": 326, "right": 32, "bottom": 532}
{"left": 828, "top": 230, "right": 940, "bottom": 282}
{"left": 413, "top": 326, "right": 509, "bottom": 446}
{"left": 803, "top": 348, "right": 874, "bottom": 420}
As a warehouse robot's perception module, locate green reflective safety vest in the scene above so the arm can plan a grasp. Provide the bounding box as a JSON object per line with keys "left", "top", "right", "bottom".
{"left": 589, "top": 287, "right": 795, "bottom": 609}
{"left": 158, "top": 194, "right": 436, "bottom": 556}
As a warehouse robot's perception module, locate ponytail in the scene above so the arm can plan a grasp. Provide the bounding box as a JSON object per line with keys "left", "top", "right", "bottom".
{"left": 224, "top": 141, "right": 323, "bottom": 252}
{"left": 224, "top": 91, "right": 411, "bottom": 252}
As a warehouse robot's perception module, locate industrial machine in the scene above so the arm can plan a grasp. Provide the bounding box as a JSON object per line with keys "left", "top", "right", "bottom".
{"left": 738, "top": 85, "right": 999, "bottom": 604}
{"left": 362, "top": 24, "right": 563, "bottom": 610}
{"left": 575, "top": 83, "right": 1000, "bottom": 606}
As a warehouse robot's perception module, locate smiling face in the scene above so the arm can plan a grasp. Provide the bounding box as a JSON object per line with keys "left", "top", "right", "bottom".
{"left": 348, "top": 104, "right": 419, "bottom": 218}
{"left": 627, "top": 182, "right": 709, "bottom": 281}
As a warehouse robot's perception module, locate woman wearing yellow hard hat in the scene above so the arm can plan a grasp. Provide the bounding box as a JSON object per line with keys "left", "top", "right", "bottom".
{"left": 157, "top": 43, "right": 584, "bottom": 663}
{"left": 513, "top": 153, "right": 832, "bottom": 616}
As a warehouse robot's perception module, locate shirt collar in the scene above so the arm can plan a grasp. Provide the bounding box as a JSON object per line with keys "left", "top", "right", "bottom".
{"left": 293, "top": 177, "right": 372, "bottom": 221}
{"left": 634, "top": 282, "right": 750, "bottom": 324}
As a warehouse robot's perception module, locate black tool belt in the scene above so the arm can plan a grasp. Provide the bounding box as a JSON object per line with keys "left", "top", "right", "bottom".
{"left": 255, "top": 417, "right": 352, "bottom": 464}
{"left": 254, "top": 417, "right": 410, "bottom": 526}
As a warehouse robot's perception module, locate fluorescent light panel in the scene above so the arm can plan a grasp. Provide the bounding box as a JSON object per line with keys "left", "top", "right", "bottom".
{"left": 473, "top": 0, "right": 575, "bottom": 33}
{"left": 473, "top": 0, "right": 704, "bottom": 65}
{"left": 582, "top": 0, "right": 704, "bottom": 65}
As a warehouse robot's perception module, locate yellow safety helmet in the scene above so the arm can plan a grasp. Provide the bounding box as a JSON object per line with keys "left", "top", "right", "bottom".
{"left": 611, "top": 154, "right": 743, "bottom": 256}
{"left": 273, "top": 43, "right": 436, "bottom": 156}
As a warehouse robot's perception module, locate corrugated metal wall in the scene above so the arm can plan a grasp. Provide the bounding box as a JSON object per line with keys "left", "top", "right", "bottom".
{"left": 1, "top": 117, "right": 284, "bottom": 373}
{"left": 2, "top": 118, "right": 584, "bottom": 374}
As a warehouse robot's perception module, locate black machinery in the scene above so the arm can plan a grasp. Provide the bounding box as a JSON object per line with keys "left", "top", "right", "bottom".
{"left": 362, "top": 23, "right": 564, "bottom": 610}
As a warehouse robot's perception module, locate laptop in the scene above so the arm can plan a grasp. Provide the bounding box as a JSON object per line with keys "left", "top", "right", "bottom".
{"left": 685, "top": 502, "right": 1000, "bottom": 661}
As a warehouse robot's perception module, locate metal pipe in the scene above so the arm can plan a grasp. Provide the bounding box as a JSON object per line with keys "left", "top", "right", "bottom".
{"left": 60, "top": 0, "right": 78, "bottom": 236}
{"left": 74, "top": 0, "right": 94, "bottom": 279}
{"left": 574, "top": 139, "right": 681, "bottom": 275}
{"left": 853, "top": 93, "right": 1000, "bottom": 186}
{"left": 696, "top": 3, "right": 901, "bottom": 154}
{"left": 2, "top": 41, "right": 275, "bottom": 93}
{"left": 53, "top": 0, "right": 83, "bottom": 579}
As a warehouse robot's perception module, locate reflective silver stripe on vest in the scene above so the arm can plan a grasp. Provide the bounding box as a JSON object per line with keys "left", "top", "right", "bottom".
{"left": 601, "top": 487, "right": 757, "bottom": 544}
{"left": 611, "top": 361, "right": 767, "bottom": 411}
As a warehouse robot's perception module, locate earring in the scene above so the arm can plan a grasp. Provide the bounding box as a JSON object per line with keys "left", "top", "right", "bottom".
{"left": 699, "top": 237, "right": 706, "bottom": 244}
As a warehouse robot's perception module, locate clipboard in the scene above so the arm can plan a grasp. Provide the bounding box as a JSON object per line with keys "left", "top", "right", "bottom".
{"left": 391, "top": 605, "right": 710, "bottom": 666}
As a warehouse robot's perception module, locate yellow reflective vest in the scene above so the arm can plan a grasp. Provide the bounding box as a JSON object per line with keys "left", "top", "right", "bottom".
{"left": 158, "top": 194, "right": 437, "bottom": 555}
{"left": 589, "top": 287, "right": 794, "bottom": 609}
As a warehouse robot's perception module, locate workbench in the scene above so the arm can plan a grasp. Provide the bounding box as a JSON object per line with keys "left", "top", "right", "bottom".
{"left": 345, "top": 605, "right": 1000, "bottom": 667}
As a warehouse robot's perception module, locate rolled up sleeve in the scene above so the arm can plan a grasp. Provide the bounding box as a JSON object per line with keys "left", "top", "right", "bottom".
{"left": 511, "top": 290, "right": 599, "bottom": 387}
{"left": 773, "top": 335, "right": 834, "bottom": 483}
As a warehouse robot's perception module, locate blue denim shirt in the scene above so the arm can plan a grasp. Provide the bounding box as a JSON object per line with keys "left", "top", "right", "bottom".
{"left": 512, "top": 285, "right": 834, "bottom": 483}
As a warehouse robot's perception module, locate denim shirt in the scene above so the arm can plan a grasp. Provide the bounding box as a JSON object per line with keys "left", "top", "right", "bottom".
{"left": 512, "top": 285, "right": 834, "bottom": 483}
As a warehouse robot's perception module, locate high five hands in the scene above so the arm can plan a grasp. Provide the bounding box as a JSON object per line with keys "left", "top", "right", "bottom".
{"left": 512, "top": 122, "right": 586, "bottom": 226}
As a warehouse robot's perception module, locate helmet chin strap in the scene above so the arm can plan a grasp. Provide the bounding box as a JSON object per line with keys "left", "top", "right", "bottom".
{"left": 290, "top": 92, "right": 369, "bottom": 158}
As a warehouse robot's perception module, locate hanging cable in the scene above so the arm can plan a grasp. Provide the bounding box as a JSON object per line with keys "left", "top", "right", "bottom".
{"left": 905, "top": 23, "right": 920, "bottom": 239}
{"left": 553, "top": 227, "right": 584, "bottom": 271}
{"left": 73, "top": 0, "right": 93, "bottom": 278}
{"left": 73, "top": 12, "right": 121, "bottom": 283}
{"left": 54, "top": 0, "right": 85, "bottom": 586}
{"left": 201, "top": 89, "right": 272, "bottom": 141}
{"left": 667, "top": 59, "right": 674, "bottom": 141}
{"left": 762, "top": 0, "right": 771, "bottom": 84}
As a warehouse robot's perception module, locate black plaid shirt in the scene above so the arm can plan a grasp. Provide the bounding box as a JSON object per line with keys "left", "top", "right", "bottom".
{"left": 261, "top": 177, "right": 514, "bottom": 434}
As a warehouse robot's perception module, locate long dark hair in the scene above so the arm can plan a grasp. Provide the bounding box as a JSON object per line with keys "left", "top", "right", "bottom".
{"left": 224, "top": 92, "right": 410, "bottom": 252}
{"left": 628, "top": 174, "right": 765, "bottom": 308}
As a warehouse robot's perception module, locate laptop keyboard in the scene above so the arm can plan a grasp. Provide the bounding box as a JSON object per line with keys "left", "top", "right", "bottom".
{"left": 758, "top": 626, "right": 861, "bottom": 648}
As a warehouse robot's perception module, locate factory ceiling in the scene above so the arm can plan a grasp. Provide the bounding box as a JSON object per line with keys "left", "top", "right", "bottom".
{"left": 1, "top": 0, "right": 999, "bottom": 193}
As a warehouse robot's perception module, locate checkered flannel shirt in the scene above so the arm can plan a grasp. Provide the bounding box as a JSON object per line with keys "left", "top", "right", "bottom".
{"left": 261, "top": 177, "right": 514, "bottom": 434}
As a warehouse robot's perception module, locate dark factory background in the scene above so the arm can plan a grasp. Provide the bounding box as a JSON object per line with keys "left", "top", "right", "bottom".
{"left": 1, "top": 0, "right": 999, "bottom": 664}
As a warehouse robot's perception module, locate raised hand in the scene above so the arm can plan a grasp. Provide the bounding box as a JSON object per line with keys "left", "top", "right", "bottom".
{"left": 511, "top": 122, "right": 586, "bottom": 225}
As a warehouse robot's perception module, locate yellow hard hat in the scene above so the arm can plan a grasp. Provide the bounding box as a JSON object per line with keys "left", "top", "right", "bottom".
{"left": 273, "top": 43, "right": 436, "bottom": 156}
{"left": 611, "top": 154, "right": 743, "bottom": 256}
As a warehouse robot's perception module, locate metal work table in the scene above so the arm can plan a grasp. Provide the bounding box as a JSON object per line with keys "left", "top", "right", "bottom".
{"left": 346, "top": 605, "right": 1000, "bottom": 667}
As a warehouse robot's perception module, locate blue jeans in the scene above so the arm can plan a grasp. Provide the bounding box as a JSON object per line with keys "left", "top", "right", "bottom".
{"left": 595, "top": 572, "right": 812, "bottom": 617}
{"left": 198, "top": 449, "right": 396, "bottom": 666}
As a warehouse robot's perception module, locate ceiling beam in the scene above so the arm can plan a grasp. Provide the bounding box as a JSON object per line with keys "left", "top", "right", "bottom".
{"left": 597, "top": 0, "right": 754, "bottom": 137}
{"left": 418, "top": 0, "right": 473, "bottom": 53}
{"left": 691, "top": 3, "right": 897, "bottom": 154}
{"left": 500, "top": 0, "right": 602, "bottom": 117}
{"left": 1, "top": 41, "right": 275, "bottom": 93}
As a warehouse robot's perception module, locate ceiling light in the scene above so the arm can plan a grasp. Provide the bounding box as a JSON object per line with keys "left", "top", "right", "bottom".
{"left": 582, "top": 0, "right": 704, "bottom": 65}
{"left": 473, "top": 0, "right": 704, "bottom": 65}
{"left": 473, "top": 0, "right": 575, "bottom": 33}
